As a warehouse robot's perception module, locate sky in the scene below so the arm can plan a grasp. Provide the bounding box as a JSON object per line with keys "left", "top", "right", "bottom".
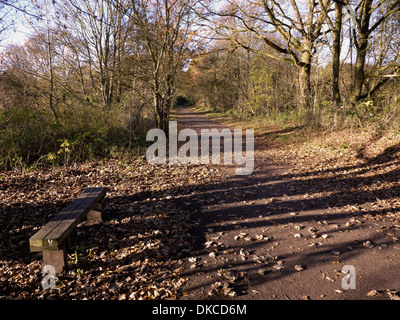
{"left": 1, "top": 23, "right": 32, "bottom": 48}
{"left": 0, "top": 0, "right": 32, "bottom": 49}
{"left": 0, "top": 0, "right": 56, "bottom": 49}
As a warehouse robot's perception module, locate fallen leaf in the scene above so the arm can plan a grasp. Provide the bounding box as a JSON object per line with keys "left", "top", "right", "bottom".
{"left": 294, "top": 265, "right": 305, "bottom": 272}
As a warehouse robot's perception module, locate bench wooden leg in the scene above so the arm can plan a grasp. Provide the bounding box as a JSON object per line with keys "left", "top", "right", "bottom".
{"left": 87, "top": 201, "right": 103, "bottom": 222}
{"left": 42, "top": 243, "right": 68, "bottom": 274}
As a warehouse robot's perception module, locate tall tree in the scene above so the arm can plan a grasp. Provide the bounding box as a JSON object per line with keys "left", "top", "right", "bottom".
{"left": 197, "top": 0, "right": 331, "bottom": 112}
{"left": 58, "top": 0, "right": 131, "bottom": 111}
{"left": 347, "top": 0, "right": 400, "bottom": 103}
{"left": 18, "top": 0, "right": 60, "bottom": 122}
{"left": 127, "top": 0, "right": 197, "bottom": 131}
{"left": 319, "top": 0, "right": 344, "bottom": 108}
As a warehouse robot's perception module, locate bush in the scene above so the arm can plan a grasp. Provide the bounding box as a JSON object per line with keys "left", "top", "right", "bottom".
{"left": 0, "top": 102, "right": 152, "bottom": 171}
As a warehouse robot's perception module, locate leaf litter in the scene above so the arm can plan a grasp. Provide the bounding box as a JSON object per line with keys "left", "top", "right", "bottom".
{"left": 0, "top": 157, "right": 230, "bottom": 299}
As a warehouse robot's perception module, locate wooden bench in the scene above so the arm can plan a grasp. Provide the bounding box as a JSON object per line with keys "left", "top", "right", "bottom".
{"left": 30, "top": 187, "right": 107, "bottom": 273}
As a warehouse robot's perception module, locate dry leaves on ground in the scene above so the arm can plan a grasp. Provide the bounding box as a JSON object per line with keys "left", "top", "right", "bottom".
{"left": 0, "top": 157, "right": 230, "bottom": 300}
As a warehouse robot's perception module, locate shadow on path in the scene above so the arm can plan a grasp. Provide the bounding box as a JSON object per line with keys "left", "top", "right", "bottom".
{"left": 172, "top": 107, "right": 400, "bottom": 300}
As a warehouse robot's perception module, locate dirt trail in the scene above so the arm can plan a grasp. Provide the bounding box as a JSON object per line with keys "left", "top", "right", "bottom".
{"left": 175, "top": 107, "right": 400, "bottom": 300}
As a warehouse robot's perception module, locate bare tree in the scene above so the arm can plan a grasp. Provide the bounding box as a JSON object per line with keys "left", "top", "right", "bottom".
{"left": 196, "top": 0, "right": 332, "bottom": 112}
{"left": 15, "top": 0, "right": 60, "bottom": 122}
{"left": 127, "top": 0, "right": 197, "bottom": 131}
{"left": 58, "top": 0, "right": 131, "bottom": 111}
{"left": 345, "top": 0, "right": 400, "bottom": 103}
{"left": 319, "top": 0, "right": 344, "bottom": 108}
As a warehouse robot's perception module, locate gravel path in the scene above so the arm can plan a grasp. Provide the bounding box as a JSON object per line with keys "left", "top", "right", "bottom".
{"left": 175, "top": 107, "right": 400, "bottom": 300}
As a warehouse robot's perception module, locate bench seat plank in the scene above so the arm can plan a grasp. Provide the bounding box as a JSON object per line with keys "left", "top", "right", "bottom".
{"left": 29, "top": 187, "right": 96, "bottom": 248}
{"left": 43, "top": 187, "right": 106, "bottom": 249}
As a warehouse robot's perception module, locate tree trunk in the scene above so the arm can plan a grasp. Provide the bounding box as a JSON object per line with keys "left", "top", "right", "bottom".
{"left": 298, "top": 48, "right": 312, "bottom": 112}
{"left": 153, "top": 93, "right": 170, "bottom": 132}
{"left": 332, "top": 2, "right": 343, "bottom": 108}
{"left": 47, "top": 29, "right": 58, "bottom": 123}
{"left": 350, "top": 0, "right": 373, "bottom": 104}
{"left": 351, "top": 39, "right": 368, "bottom": 104}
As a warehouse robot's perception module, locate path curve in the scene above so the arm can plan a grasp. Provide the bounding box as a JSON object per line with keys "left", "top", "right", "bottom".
{"left": 175, "top": 107, "right": 398, "bottom": 300}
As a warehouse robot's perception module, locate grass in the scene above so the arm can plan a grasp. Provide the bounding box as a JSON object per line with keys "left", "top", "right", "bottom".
{"left": 188, "top": 103, "right": 400, "bottom": 167}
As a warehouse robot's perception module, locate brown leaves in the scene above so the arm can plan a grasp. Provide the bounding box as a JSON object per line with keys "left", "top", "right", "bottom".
{"left": 367, "top": 289, "right": 400, "bottom": 300}
{"left": 207, "top": 269, "right": 249, "bottom": 297}
{"left": 0, "top": 158, "right": 229, "bottom": 299}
